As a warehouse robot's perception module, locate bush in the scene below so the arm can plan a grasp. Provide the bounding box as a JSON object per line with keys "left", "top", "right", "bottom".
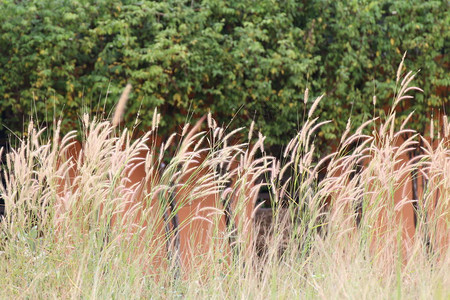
{"left": 0, "top": 0, "right": 448, "bottom": 152}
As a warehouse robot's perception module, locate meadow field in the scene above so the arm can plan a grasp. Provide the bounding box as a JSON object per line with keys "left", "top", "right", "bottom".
{"left": 0, "top": 67, "right": 448, "bottom": 299}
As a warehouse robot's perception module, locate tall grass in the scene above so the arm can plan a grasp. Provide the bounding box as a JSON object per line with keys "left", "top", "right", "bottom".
{"left": 0, "top": 67, "right": 448, "bottom": 299}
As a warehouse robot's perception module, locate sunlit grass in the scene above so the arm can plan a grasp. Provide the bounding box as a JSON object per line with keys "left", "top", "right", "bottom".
{"left": 0, "top": 66, "right": 448, "bottom": 299}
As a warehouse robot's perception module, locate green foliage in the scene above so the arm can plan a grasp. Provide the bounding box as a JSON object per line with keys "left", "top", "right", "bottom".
{"left": 0, "top": 0, "right": 448, "bottom": 152}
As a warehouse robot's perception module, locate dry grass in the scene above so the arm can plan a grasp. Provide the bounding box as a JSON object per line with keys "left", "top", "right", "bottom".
{"left": 0, "top": 67, "right": 448, "bottom": 299}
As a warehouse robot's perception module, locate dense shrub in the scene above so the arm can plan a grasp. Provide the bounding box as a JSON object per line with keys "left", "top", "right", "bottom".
{"left": 0, "top": 0, "right": 448, "bottom": 152}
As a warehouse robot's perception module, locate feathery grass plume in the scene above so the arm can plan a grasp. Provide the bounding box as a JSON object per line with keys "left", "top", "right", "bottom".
{"left": 308, "top": 94, "right": 324, "bottom": 119}
{"left": 399, "top": 111, "right": 415, "bottom": 132}
{"left": 340, "top": 118, "right": 352, "bottom": 145}
{"left": 181, "top": 123, "right": 190, "bottom": 137}
{"left": 178, "top": 115, "right": 206, "bottom": 157}
{"left": 417, "top": 127, "right": 449, "bottom": 259}
{"left": 396, "top": 51, "right": 407, "bottom": 84}
{"left": 444, "top": 115, "right": 449, "bottom": 137}
{"left": 430, "top": 116, "right": 434, "bottom": 141}
{"left": 164, "top": 133, "right": 177, "bottom": 152}
{"left": 355, "top": 118, "right": 378, "bottom": 136}
{"left": 151, "top": 107, "right": 158, "bottom": 131}
{"left": 399, "top": 76, "right": 424, "bottom": 99}
{"left": 112, "top": 83, "right": 132, "bottom": 127}
{"left": 305, "top": 120, "right": 331, "bottom": 153}
{"left": 212, "top": 127, "right": 221, "bottom": 140}
{"left": 207, "top": 111, "right": 213, "bottom": 129}
{"left": 248, "top": 121, "right": 255, "bottom": 141}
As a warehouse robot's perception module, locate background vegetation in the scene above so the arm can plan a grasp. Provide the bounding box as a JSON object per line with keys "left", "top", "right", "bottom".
{"left": 0, "top": 0, "right": 448, "bottom": 152}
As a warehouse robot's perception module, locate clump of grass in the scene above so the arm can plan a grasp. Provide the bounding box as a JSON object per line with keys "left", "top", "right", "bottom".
{"left": 0, "top": 66, "right": 448, "bottom": 299}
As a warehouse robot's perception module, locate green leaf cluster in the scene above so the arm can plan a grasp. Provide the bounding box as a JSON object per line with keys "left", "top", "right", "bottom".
{"left": 0, "top": 0, "right": 448, "bottom": 152}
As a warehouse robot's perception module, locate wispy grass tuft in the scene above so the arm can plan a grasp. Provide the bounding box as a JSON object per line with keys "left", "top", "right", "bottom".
{"left": 0, "top": 66, "right": 448, "bottom": 299}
